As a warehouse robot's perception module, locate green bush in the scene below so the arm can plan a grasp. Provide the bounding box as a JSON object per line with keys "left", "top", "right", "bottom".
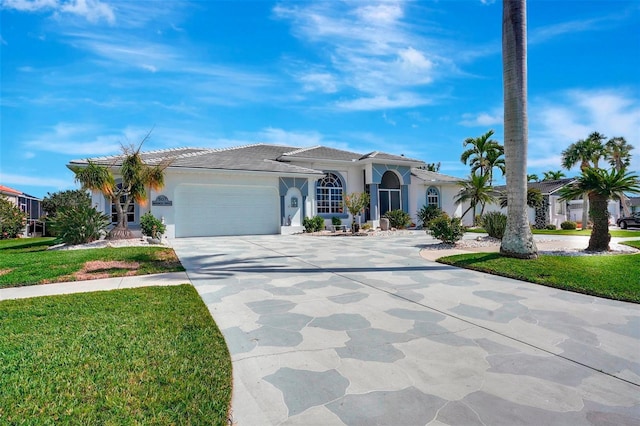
{"left": 331, "top": 216, "right": 342, "bottom": 226}
{"left": 426, "top": 214, "right": 466, "bottom": 244}
{"left": 383, "top": 209, "right": 411, "bottom": 229}
{"left": 546, "top": 224, "right": 557, "bottom": 230}
{"left": 416, "top": 205, "right": 442, "bottom": 227}
{"left": 51, "top": 204, "right": 110, "bottom": 245}
{"left": 561, "top": 221, "right": 577, "bottom": 230}
{"left": 41, "top": 190, "right": 91, "bottom": 237}
{"left": 140, "top": 212, "right": 166, "bottom": 239}
{"left": 303, "top": 215, "right": 325, "bottom": 233}
{"left": 0, "top": 197, "right": 26, "bottom": 239}
{"left": 482, "top": 212, "right": 507, "bottom": 239}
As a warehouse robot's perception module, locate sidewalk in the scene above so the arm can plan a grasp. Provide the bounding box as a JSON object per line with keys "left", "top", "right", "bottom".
{"left": 0, "top": 271, "right": 191, "bottom": 301}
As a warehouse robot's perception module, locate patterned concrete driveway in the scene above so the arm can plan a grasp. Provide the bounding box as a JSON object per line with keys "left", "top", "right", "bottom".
{"left": 171, "top": 233, "right": 640, "bottom": 425}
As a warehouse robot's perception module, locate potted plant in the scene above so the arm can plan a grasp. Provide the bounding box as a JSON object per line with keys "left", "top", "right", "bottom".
{"left": 140, "top": 212, "right": 166, "bottom": 244}
{"left": 343, "top": 192, "right": 370, "bottom": 234}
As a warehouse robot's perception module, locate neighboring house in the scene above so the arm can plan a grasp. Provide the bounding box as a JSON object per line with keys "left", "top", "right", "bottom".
{"left": 0, "top": 184, "right": 43, "bottom": 220}
{"left": 68, "top": 144, "right": 463, "bottom": 238}
{"left": 628, "top": 197, "right": 640, "bottom": 214}
{"left": 487, "top": 178, "right": 622, "bottom": 228}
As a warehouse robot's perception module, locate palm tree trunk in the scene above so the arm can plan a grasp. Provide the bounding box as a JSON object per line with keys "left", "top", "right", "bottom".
{"left": 108, "top": 197, "right": 133, "bottom": 240}
{"left": 499, "top": 0, "right": 537, "bottom": 259}
{"left": 587, "top": 193, "right": 610, "bottom": 251}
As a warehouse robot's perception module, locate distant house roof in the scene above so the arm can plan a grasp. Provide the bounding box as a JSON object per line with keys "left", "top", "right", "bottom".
{"left": 411, "top": 168, "right": 463, "bottom": 184}
{"left": 69, "top": 143, "right": 425, "bottom": 176}
{"left": 0, "top": 185, "right": 22, "bottom": 196}
{"left": 493, "top": 178, "right": 576, "bottom": 195}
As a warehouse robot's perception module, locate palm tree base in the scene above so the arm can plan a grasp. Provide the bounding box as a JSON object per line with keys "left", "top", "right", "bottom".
{"left": 500, "top": 234, "right": 538, "bottom": 259}
{"left": 108, "top": 225, "right": 134, "bottom": 240}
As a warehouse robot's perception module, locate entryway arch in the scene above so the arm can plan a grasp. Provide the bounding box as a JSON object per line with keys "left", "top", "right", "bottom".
{"left": 379, "top": 171, "right": 401, "bottom": 216}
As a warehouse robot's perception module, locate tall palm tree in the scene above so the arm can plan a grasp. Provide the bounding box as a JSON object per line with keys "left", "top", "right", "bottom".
{"left": 72, "top": 140, "right": 167, "bottom": 239}
{"left": 561, "top": 133, "right": 607, "bottom": 228}
{"left": 606, "top": 136, "right": 634, "bottom": 171}
{"left": 527, "top": 174, "right": 539, "bottom": 182}
{"left": 559, "top": 168, "right": 640, "bottom": 251}
{"left": 606, "top": 136, "right": 635, "bottom": 216}
{"left": 460, "top": 129, "right": 504, "bottom": 182}
{"left": 542, "top": 170, "right": 565, "bottom": 181}
{"left": 455, "top": 174, "right": 496, "bottom": 225}
{"left": 500, "top": 0, "right": 537, "bottom": 259}
{"left": 485, "top": 147, "right": 506, "bottom": 185}
{"left": 499, "top": 187, "right": 543, "bottom": 209}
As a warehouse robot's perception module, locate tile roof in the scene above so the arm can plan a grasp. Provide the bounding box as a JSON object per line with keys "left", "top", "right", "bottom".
{"left": 70, "top": 143, "right": 425, "bottom": 175}
{"left": 411, "top": 168, "right": 463, "bottom": 183}
{"left": 0, "top": 185, "right": 22, "bottom": 195}
{"left": 492, "top": 178, "right": 576, "bottom": 195}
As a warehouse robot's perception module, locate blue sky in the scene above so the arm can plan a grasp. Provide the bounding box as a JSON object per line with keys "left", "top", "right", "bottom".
{"left": 1, "top": 0, "right": 639, "bottom": 199}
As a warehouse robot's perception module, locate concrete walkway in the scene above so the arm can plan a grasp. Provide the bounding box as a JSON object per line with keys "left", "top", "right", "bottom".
{"left": 171, "top": 233, "right": 640, "bottom": 425}
{"left": 0, "top": 271, "right": 190, "bottom": 301}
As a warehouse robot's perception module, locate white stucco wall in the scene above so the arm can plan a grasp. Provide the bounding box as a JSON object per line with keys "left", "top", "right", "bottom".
{"left": 409, "top": 182, "right": 470, "bottom": 226}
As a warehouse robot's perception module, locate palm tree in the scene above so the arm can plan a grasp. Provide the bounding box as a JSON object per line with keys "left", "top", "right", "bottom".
{"left": 559, "top": 168, "right": 640, "bottom": 251}
{"left": 485, "top": 148, "right": 506, "bottom": 185}
{"left": 72, "top": 139, "right": 167, "bottom": 239}
{"left": 455, "top": 174, "right": 496, "bottom": 225}
{"left": 500, "top": 0, "right": 537, "bottom": 259}
{"left": 425, "top": 162, "right": 441, "bottom": 172}
{"left": 460, "top": 130, "right": 504, "bottom": 183}
{"left": 561, "top": 133, "right": 607, "bottom": 228}
{"left": 606, "top": 136, "right": 635, "bottom": 216}
{"left": 542, "top": 170, "right": 565, "bottom": 181}
{"left": 527, "top": 174, "right": 539, "bottom": 182}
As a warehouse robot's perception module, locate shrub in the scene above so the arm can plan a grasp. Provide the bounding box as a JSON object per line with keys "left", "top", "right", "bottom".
{"left": 482, "top": 212, "right": 507, "bottom": 239}
{"left": 331, "top": 216, "right": 342, "bottom": 226}
{"left": 546, "top": 224, "right": 557, "bottom": 230}
{"left": 361, "top": 223, "right": 372, "bottom": 230}
{"left": 383, "top": 209, "right": 411, "bottom": 229}
{"left": 140, "top": 212, "right": 166, "bottom": 239}
{"left": 303, "top": 215, "right": 325, "bottom": 233}
{"left": 416, "top": 205, "right": 442, "bottom": 227}
{"left": 41, "top": 190, "right": 91, "bottom": 237}
{"left": 0, "top": 197, "right": 27, "bottom": 239}
{"left": 560, "top": 221, "right": 577, "bottom": 230}
{"left": 426, "top": 214, "right": 466, "bottom": 244}
{"left": 51, "top": 203, "right": 110, "bottom": 245}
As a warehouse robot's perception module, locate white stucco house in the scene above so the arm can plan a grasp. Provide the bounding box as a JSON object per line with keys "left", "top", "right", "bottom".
{"left": 68, "top": 144, "right": 465, "bottom": 238}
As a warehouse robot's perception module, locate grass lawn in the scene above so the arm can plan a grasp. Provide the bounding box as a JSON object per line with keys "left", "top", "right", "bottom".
{"left": 465, "top": 228, "right": 640, "bottom": 238}
{"left": 0, "top": 238, "right": 184, "bottom": 288}
{"left": 438, "top": 252, "right": 640, "bottom": 303}
{"left": 622, "top": 240, "right": 640, "bottom": 249}
{"left": 0, "top": 285, "right": 232, "bottom": 425}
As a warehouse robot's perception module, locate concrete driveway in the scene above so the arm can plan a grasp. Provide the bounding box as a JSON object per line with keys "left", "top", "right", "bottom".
{"left": 171, "top": 233, "right": 640, "bottom": 425}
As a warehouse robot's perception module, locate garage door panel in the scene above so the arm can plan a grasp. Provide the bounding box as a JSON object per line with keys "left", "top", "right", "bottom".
{"left": 175, "top": 185, "right": 279, "bottom": 237}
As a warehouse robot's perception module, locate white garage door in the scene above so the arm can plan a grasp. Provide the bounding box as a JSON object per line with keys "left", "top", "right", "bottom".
{"left": 175, "top": 184, "right": 280, "bottom": 237}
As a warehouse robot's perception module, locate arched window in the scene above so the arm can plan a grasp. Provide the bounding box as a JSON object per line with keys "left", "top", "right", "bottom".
{"left": 426, "top": 187, "right": 440, "bottom": 208}
{"left": 316, "top": 173, "right": 343, "bottom": 214}
{"left": 379, "top": 171, "right": 401, "bottom": 215}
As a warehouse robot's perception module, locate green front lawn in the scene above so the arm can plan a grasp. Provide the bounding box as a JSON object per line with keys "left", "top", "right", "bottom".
{"left": 0, "top": 285, "right": 232, "bottom": 425}
{"left": 438, "top": 252, "right": 640, "bottom": 303}
{"left": 466, "top": 228, "right": 640, "bottom": 238}
{"left": 0, "top": 238, "right": 184, "bottom": 288}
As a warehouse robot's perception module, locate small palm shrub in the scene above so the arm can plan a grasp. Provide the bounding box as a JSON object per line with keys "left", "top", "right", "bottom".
{"left": 303, "top": 215, "right": 325, "bottom": 233}
{"left": 383, "top": 209, "right": 411, "bottom": 229}
{"left": 51, "top": 204, "right": 110, "bottom": 245}
{"left": 426, "top": 214, "right": 466, "bottom": 244}
{"left": 560, "top": 221, "right": 577, "bottom": 230}
{"left": 140, "top": 212, "right": 166, "bottom": 239}
{"left": 0, "top": 197, "right": 26, "bottom": 239}
{"left": 331, "top": 216, "right": 341, "bottom": 226}
{"left": 482, "top": 212, "right": 507, "bottom": 239}
{"left": 416, "top": 205, "right": 442, "bottom": 228}
{"left": 546, "top": 224, "right": 557, "bottom": 230}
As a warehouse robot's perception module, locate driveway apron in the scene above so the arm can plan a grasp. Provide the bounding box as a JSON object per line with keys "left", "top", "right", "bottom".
{"left": 171, "top": 234, "right": 640, "bottom": 425}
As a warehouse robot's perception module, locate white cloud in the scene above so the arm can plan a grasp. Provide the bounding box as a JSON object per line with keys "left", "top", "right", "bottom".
{"left": 298, "top": 72, "right": 338, "bottom": 93}
{"left": 529, "top": 88, "right": 640, "bottom": 172}
{"left": 2, "top": 0, "right": 115, "bottom": 24}
{"left": 335, "top": 93, "right": 433, "bottom": 111}
{"left": 459, "top": 110, "right": 502, "bottom": 127}
{"left": 0, "top": 172, "right": 72, "bottom": 189}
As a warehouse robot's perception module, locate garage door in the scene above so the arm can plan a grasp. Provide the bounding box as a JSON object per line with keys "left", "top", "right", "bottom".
{"left": 175, "top": 184, "right": 280, "bottom": 237}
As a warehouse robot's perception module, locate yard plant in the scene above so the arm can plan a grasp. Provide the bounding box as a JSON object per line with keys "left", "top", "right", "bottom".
{"left": 0, "top": 197, "right": 26, "bottom": 239}
{"left": 383, "top": 209, "right": 411, "bottom": 229}
{"left": 0, "top": 285, "right": 232, "bottom": 424}
{"left": 426, "top": 214, "right": 466, "bottom": 244}
{"left": 140, "top": 212, "right": 166, "bottom": 240}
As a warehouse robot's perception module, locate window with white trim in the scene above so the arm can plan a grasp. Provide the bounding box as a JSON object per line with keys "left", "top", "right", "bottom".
{"left": 426, "top": 187, "right": 440, "bottom": 208}
{"left": 316, "top": 173, "right": 344, "bottom": 214}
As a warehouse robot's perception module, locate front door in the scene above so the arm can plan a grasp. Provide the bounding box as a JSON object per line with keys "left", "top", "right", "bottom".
{"left": 379, "top": 171, "right": 401, "bottom": 216}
